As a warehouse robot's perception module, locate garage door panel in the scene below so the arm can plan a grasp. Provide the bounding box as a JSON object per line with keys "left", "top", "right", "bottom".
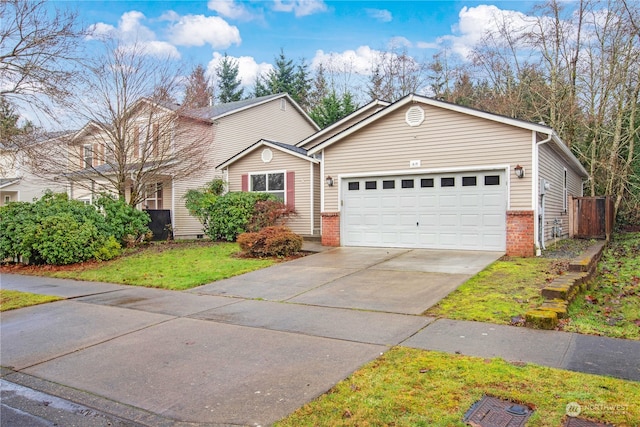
{"left": 483, "top": 193, "right": 505, "bottom": 208}
{"left": 342, "top": 172, "right": 506, "bottom": 251}
{"left": 461, "top": 194, "right": 480, "bottom": 206}
{"left": 483, "top": 213, "right": 504, "bottom": 227}
{"left": 364, "top": 214, "right": 379, "bottom": 225}
{"left": 380, "top": 196, "right": 397, "bottom": 208}
{"left": 363, "top": 197, "right": 380, "bottom": 208}
{"left": 438, "top": 195, "right": 458, "bottom": 207}
{"left": 439, "top": 214, "right": 459, "bottom": 227}
{"left": 461, "top": 214, "right": 480, "bottom": 226}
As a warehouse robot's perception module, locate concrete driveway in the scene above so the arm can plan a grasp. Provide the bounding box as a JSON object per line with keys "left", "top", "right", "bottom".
{"left": 192, "top": 247, "right": 502, "bottom": 314}
{"left": 1, "top": 247, "right": 501, "bottom": 426}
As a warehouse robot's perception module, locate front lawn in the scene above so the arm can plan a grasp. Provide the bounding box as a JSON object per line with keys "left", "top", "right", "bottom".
{"left": 560, "top": 232, "right": 640, "bottom": 340}
{"left": 48, "top": 242, "right": 274, "bottom": 290}
{"left": 424, "top": 257, "right": 565, "bottom": 325}
{"left": 425, "top": 234, "right": 640, "bottom": 340}
{"left": 0, "top": 290, "right": 62, "bottom": 311}
{"left": 277, "top": 347, "right": 640, "bottom": 427}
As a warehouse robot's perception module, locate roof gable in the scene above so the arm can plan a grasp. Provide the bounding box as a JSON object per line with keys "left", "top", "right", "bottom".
{"left": 308, "top": 94, "right": 557, "bottom": 155}
{"left": 218, "top": 138, "right": 319, "bottom": 169}
{"left": 296, "top": 99, "right": 389, "bottom": 149}
{"left": 188, "top": 93, "right": 319, "bottom": 130}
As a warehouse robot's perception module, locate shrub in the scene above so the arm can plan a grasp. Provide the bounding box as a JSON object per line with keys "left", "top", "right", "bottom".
{"left": 32, "top": 213, "right": 103, "bottom": 265}
{"left": 247, "top": 199, "right": 296, "bottom": 232}
{"left": 238, "top": 226, "right": 303, "bottom": 257}
{"left": 186, "top": 189, "right": 277, "bottom": 241}
{"left": 0, "top": 192, "right": 126, "bottom": 265}
{"left": 0, "top": 201, "right": 38, "bottom": 262}
{"left": 93, "top": 236, "right": 122, "bottom": 261}
{"left": 94, "top": 194, "right": 150, "bottom": 246}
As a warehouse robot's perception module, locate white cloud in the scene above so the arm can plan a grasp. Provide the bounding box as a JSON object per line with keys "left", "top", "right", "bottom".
{"left": 207, "top": 52, "right": 273, "bottom": 88}
{"left": 87, "top": 11, "right": 180, "bottom": 59}
{"left": 366, "top": 8, "right": 392, "bottom": 23}
{"left": 388, "top": 36, "right": 412, "bottom": 49}
{"left": 207, "top": 0, "right": 254, "bottom": 20}
{"left": 311, "top": 46, "right": 382, "bottom": 75}
{"left": 272, "top": 0, "right": 327, "bottom": 17}
{"left": 167, "top": 14, "right": 241, "bottom": 48}
{"left": 416, "top": 5, "right": 535, "bottom": 59}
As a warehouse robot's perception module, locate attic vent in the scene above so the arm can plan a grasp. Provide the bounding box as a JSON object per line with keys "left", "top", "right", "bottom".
{"left": 261, "top": 148, "right": 273, "bottom": 163}
{"left": 405, "top": 106, "right": 425, "bottom": 127}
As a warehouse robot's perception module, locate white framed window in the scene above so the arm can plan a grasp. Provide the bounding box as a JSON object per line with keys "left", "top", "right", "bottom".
{"left": 250, "top": 171, "right": 285, "bottom": 201}
{"left": 83, "top": 144, "right": 93, "bottom": 168}
{"left": 563, "top": 168, "right": 568, "bottom": 212}
{"left": 143, "top": 182, "right": 163, "bottom": 209}
{"left": 4, "top": 195, "right": 11, "bottom": 204}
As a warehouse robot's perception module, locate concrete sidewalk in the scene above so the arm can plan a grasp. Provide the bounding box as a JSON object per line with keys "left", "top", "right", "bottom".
{"left": 1, "top": 258, "right": 639, "bottom": 426}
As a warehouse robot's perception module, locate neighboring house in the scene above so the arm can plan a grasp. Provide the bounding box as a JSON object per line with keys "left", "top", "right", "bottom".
{"left": 222, "top": 94, "right": 588, "bottom": 257}
{"left": 0, "top": 132, "right": 69, "bottom": 206}
{"left": 67, "top": 93, "right": 319, "bottom": 238}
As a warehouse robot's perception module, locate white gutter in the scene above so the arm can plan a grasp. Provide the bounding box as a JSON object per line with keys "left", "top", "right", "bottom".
{"left": 535, "top": 133, "right": 553, "bottom": 255}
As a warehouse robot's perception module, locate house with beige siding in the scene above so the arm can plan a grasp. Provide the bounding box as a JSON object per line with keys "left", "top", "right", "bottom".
{"left": 223, "top": 93, "right": 588, "bottom": 257}
{"left": 1, "top": 132, "right": 70, "bottom": 206}
{"left": 67, "top": 94, "right": 319, "bottom": 238}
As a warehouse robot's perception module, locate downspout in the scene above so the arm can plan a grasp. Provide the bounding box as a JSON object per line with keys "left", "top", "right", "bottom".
{"left": 536, "top": 133, "right": 553, "bottom": 254}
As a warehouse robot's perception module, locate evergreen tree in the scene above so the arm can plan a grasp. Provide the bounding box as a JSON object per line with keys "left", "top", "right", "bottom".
{"left": 0, "top": 95, "right": 32, "bottom": 142}
{"left": 264, "top": 49, "right": 295, "bottom": 95}
{"left": 216, "top": 54, "right": 243, "bottom": 103}
{"left": 292, "top": 60, "right": 312, "bottom": 109}
{"left": 0, "top": 95, "right": 21, "bottom": 141}
{"left": 253, "top": 49, "right": 311, "bottom": 105}
{"left": 309, "top": 90, "right": 357, "bottom": 128}
{"left": 308, "top": 63, "right": 329, "bottom": 111}
{"left": 183, "top": 64, "right": 213, "bottom": 108}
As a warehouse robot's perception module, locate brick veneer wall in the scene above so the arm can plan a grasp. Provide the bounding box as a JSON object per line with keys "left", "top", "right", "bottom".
{"left": 321, "top": 212, "right": 340, "bottom": 246}
{"left": 506, "top": 210, "right": 535, "bottom": 257}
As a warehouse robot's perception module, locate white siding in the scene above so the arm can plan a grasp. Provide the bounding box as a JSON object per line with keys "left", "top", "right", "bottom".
{"left": 322, "top": 104, "right": 534, "bottom": 212}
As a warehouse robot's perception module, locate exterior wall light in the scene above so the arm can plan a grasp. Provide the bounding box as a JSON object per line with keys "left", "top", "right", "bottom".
{"left": 326, "top": 176, "right": 334, "bottom": 187}
{"left": 514, "top": 165, "right": 525, "bottom": 179}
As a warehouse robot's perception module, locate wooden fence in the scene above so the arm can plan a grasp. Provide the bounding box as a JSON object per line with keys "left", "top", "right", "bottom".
{"left": 570, "top": 196, "right": 614, "bottom": 240}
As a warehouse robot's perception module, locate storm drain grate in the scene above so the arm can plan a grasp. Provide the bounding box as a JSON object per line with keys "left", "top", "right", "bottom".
{"left": 564, "top": 418, "right": 613, "bottom": 427}
{"left": 463, "top": 395, "right": 533, "bottom": 427}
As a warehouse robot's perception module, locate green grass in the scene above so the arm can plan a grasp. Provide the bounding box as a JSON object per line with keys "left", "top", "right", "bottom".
{"left": 424, "top": 257, "right": 565, "bottom": 324}
{"left": 276, "top": 347, "right": 640, "bottom": 427}
{"left": 49, "top": 242, "right": 275, "bottom": 290}
{"left": 0, "top": 290, "right": 62, "bottom": 311}
{"left": 561, "top": 232, "right": 640, "bottom": 340}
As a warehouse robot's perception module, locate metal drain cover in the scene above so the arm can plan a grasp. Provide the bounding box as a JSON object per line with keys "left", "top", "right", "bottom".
{"left": 564, "top": 418, "right": 613, "bottom": 427}
{"left": 464, "top": 396, "right": 533, "bottom": 427}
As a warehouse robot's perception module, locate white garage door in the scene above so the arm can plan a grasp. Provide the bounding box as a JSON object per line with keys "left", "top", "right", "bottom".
{"left": 342, "top": 171, "right": 506, "bottom": 251}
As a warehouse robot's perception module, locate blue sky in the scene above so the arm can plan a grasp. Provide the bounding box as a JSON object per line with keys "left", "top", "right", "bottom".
{"left": 60, "top": 0, "right": 544, "bottom": 88}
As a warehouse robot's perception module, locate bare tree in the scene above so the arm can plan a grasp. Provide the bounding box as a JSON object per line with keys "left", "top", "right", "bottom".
{"left": 32, "top": 40, "right": 211, "bottom": 207}
{"left": 367, "top": 47, "right": 427, "bottom": 102}
{"left": 573, "top": 0, "right": 640, "bottom": 219}
{"left": 0, "top": 0, "right": 86, "bottom": 117}
{"left": 183, "top": 64, "right": 213, "bottom": 108}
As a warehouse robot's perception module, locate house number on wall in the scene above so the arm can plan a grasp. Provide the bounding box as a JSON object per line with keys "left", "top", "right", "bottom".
{"left": 410, "top": 160, "right": 421, "bottom": 168}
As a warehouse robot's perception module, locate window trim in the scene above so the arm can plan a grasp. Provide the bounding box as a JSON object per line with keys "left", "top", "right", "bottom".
{"left": 143, "top": 182, "right": 163, "bottom": 210}
{"left": 248, "top": 170, "right": 287, "bottom": 202}
{"left": 83, "top": 144, "right": 93, "bottom": 168}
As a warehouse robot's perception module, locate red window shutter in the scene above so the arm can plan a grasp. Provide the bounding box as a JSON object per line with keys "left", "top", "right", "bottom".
{"left": 241, "top": 174, "right": 248, "bottom": 191}
{"left": 286, "top": 171, "right": 295, "bottom": 209}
